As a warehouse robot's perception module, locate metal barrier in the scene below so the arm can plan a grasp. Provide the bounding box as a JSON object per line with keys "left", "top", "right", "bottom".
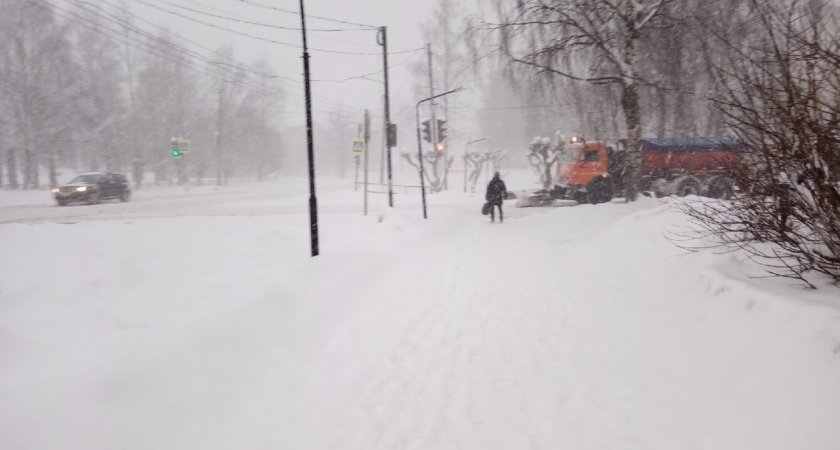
{"left": 353, "top": 182, "right": 428, "bottom": 194}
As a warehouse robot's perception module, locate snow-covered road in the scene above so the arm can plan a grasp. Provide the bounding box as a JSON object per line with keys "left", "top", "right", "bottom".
{"left": 0, "top": 178, "right": 359, "bottom": 224}
{"left": 1, "top": 179, "right": 839, "bottom": 449}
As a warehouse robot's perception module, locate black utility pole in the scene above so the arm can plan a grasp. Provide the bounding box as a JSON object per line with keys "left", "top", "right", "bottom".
{"left": 299, "top": 0, "right": 319, "bottom": 257}
{"left": 378, "top": 27, "right": 394, "bottom": 207}
{"left": 415, "top": 87, "right": 464, "bottom": 219}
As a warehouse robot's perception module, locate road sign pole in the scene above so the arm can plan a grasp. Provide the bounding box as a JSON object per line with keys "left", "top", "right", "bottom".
{"left": 354, "top": 155, "right": 360, "bottom": 191}
{"left": 363, "top": 110, "right": 370, "bottom": 216}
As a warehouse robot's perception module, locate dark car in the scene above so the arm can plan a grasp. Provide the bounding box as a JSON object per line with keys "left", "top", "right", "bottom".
{"left": 52, "top": 172, "right": 131, "bottom": 206}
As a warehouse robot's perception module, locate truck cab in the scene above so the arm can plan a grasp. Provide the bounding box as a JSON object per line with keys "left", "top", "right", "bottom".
{"left": 554, "top": 139, "right": 617, "bottom": 204}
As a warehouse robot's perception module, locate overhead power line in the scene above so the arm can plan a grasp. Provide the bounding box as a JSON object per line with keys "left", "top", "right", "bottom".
{"left": 311, "top": 50, "right": 422, "bottom": 83}
{"left": 152, "top": 0, "right": 368, "bottom": 32}
{"left": 233, "top": 0, "right": 379, "bottom": 30}
{"left": 72, "top": 0, "right": 367, "bottom": 112}
{"left": 51, "top": 0, "right": 406, "bottom": 114}
{"left": 74, "top": 0, "right": 288, "bottom": 85}
{"left": 154, "top": 0, "right": 387, "bottom": 49}
{"left": 450, "top": 105, "right": 562, "bottom": 111}
{"left": 135, "top": 0, "right": 423, "bottom": 56}
{"left": 38, "top": 0, "right": 287, "bottom": 102}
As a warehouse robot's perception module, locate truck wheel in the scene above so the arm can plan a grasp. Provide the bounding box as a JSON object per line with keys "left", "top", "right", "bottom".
{"left": 706, "top": 176, "right": 734, "bottom": 200}
{"left": 587, "top": 177, "right": 612, "bottom": 204}
{"left": 675, "top": 177, "right": 702, "bottom": 197}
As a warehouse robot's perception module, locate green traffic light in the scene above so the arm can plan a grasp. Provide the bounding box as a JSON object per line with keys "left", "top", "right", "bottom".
{"left": 171, "top": 149, "right": 181, "bottom": 157}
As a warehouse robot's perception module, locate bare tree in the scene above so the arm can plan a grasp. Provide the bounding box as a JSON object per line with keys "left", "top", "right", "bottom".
{"left": 492, "top": 0, "right": 669, "bottom": 200}
{"left": 0, "top": 1, "right": 291, "bottom": 190}
{"left": 0, "top": 0, "right": 74, "bottom": 188}
{"left": 71, "top": 7, "right": 126, "bottom": 177}
{"left": 326, "top": 107, "right": 352, "bottom": 178}
{"left": 465, "top": 149, "right": 488, "bottom": 193}
{"left": 527, "top": 136, "right": 563, "bottom": 190}
{"left": 680, "top": 0, "right": 840, "bottom": 287}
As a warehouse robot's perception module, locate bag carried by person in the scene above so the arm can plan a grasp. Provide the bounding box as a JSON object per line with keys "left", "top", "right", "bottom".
{"left": 481, "top": 202, "right": 491, "bottom": 215}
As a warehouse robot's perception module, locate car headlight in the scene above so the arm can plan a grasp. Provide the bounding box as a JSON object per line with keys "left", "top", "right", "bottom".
{"left": 76, "top": 186, "right": 87, "bottom": 192}
{"left": 52, "top": 188, "right": 59, "bottom": 193}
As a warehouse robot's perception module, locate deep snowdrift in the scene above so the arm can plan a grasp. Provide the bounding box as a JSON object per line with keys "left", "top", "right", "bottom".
{"left": 1, "top": 186, "right": 838, "bottom": 450}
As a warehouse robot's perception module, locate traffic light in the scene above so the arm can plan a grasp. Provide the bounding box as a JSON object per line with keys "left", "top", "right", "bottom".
{"left": 387, "top": 123, "right": 398, "bottom": 147}
{"left": 170, "top": 140, "right": 181, "bottom": 157}
{"left": 421, "top": 120, "right": 431, "bottom": 143}
{"left": 436, "top": 119, "right": 447, "bottom": 143}
{"left": 435, "top": 143, "right": 445, "bottom": 154}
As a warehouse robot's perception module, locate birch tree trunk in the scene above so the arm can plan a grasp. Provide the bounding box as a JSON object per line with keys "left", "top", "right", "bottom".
{"left": 621, "top": 18, "right": 643, "bottom": 201}
{"left": 621, "top": 81, "right": 643, "bottom": 201}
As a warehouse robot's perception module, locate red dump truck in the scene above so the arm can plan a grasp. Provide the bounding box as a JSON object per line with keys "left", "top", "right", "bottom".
{"left": 520, "top": 137, "right": 743, "bottom": 206}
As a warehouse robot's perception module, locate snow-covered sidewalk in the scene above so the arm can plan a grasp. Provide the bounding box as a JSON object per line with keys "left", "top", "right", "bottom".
{"left": 1, "top": 190, "right": 839, "bottom": 450}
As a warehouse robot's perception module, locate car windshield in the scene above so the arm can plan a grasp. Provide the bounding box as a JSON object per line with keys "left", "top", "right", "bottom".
{"left": 582, "top": 150, "right": 600, "bottom": 162}
{"left": 69, "top": 175, "right": 100, "bottom": 184}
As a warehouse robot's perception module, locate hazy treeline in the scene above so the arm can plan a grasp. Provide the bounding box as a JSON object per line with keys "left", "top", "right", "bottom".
{"left": 411, "top": 0, "right": 751, "bottom": 164}
{"left": 485, "top": 0, "right": 736, "bottom": 141}
{"left": 0, "top": 0, "right": 286, "bottom": 189}
{"left": 409, "top": 0, "right": 787, "bottom": 152}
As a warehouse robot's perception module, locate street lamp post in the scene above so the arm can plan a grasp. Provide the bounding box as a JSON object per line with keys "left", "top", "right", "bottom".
{"left": 415, "top": 87, "right": 464, "bottom": 219}
{"left": 464, "top": 137, "right": 487, "bottom": 193}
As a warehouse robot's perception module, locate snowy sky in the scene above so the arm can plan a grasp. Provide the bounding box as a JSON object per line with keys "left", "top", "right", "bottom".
{"left": 108, "top": 0, "right": 443, "bottom": 125}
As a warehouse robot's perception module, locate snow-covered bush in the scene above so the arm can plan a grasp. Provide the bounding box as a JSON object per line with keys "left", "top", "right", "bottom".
{"left": 681, "top": 0, "right": 840, "bottom": 288}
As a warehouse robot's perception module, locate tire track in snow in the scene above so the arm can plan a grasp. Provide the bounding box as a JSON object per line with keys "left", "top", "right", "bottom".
{"left": 337, "top": 226, "right": 482, "bottom": 449}
{"left": 330, "top": 217, "right": 582, "bottom": 449}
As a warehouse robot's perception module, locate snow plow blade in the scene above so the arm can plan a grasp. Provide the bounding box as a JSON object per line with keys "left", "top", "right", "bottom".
{"left": 515, "top": 190, "right": 579, "bottom": 208}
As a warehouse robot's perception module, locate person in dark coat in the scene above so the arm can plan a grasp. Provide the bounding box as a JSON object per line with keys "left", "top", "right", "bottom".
{"left": 485, "top": 171, "right": 507, "bottom": 223}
